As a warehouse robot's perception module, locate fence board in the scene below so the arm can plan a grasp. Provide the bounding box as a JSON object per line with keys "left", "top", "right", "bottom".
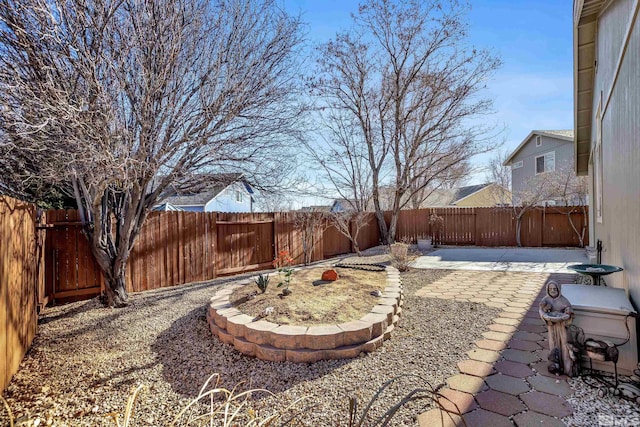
{"left": 0, "top": 196, "right": 41, "bottom": 391}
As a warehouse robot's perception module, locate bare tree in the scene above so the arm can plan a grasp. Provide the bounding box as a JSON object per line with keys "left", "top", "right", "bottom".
{"left": 293, "top": 211, "right": 329, "bottom": 265}
{"left": 0, "top": 0, "right": 304, "bottom": 306}
{"left": 546, "top": 163, "right": 589, "bottom": 247}
{"left": 511, "top": 174, "right": 553, "bottom": 247}
{"left": 329, "top": 210, "right": 371, "bottom": 256}
{"left": 487, "top": 150, "right": 513, "bottom": 206}
{"left": 312, "top": 0, "right": 501, "bottom": 244}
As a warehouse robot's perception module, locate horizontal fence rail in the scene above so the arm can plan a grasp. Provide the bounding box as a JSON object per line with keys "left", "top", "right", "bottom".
{"left": 42, "top": 206, "right": 587, "bottom": 304}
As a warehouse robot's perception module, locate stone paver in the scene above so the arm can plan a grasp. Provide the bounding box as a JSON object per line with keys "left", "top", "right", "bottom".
{"left": 463, "top": 409, "right": 513, "bottom": 427}
{"left": 508, "top": 339, "right": 541, "bottom": 351}
{"left": 415, "top": 268, "right": 579, "bottom": 427}
{"left": 457, "top": 359, "right": 496, "bottom": 377}
{"left": 437, "top": 388, "right": 478, "bottom": 414}
{"left": 502, "top": 348, "right": 541, "bottom": 364}
{"left": 485, "top": 373, "right": 531, "bottom": 395}
{"left": 520, "top": 391, "right": 573, "bottom": 418}
{"left": 527, "top": 374, "right": 573, "bottom": 396}
{"left": 417, "top": 409, "right": 463, "bottom": 427}
{"left": 475, "top": 339, "right": 507, "bottom": 351}
{"left": 467, "top": 348, "right": 501, "bottom": 363}
{"left": 494, "top": 360, "right": 535, "bottom": 378}
{"left": 489, "top": 323, "right": 518, "bottom": 333}
{"left": 513, "top": 411, "right": 568, "bottom": 427}
{"left": 475, "top": 389, "right": 526, "bottom": 416}
{"left": 482, "top": 331, "right": 512, "bottom": 342}
{"left": 513, "top": 331, "right": 544, "bottom": 341}
{"left": 447, "top": 374, "right": 487, "bottom": 394}
{"left": 493, "top": 317, "right": 521, "bottom": 326}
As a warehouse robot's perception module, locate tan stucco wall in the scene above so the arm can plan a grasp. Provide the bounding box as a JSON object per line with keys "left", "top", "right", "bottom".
{"left": 454, "top": 186, "right": 512, "bottom": 207}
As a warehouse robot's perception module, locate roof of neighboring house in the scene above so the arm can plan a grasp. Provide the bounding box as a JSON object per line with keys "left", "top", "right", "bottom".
{"left": 503, "top": 130, "right": 574, "bottom": 165}
{"left": 331, "top": 198, "right": 358, "bottom": 212}
{"left": 422, "top": 183, "right": 497, "bottom": 207}
{"left": 161, "top": 173, "right": 253, "bottom": 207}
{"left": 153, "top": 203, "right": 184, "bottom": 212}
{"left": 298, "top": 205, "right": 332, "bottom": 212}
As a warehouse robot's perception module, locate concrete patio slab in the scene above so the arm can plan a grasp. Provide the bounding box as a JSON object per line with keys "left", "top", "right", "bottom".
{"left": 411, "top": 247, "right": 588, "bottom": 273}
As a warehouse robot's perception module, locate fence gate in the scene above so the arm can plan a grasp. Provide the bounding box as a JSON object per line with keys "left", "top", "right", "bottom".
{"left": 45, "top": 210, "right": 102, "bottom": 303}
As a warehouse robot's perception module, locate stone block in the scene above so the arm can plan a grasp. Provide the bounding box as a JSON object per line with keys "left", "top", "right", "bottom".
{"left": 383, "top": 324, "right": 395, "bottom": 340}
{"left": 326, "top": 344, "right": 364, "bottom": 360}
{"left": 338, "top": 321, "right": 373, "bottom": 345}
{"left": 255, "top": 344, "right": 287, "bottom": 362}
{"left": 286, "top": 349, "right": 326, "bottom": 363}
{"left": 305, "top": 325, "right": 344, "bottom": 350}
{"left": 216, "top": 327, "right": 236, "bottom": 345}
{"left": 233, "top": 336, "right": 256, "bottom": 356}
{"left": 213, "top": 307, "right": 242, "bottom": 329}
{"left": 361, "top": 334, "right": 385, "bottom": 353}
{"left": 359, "top": 313, "right": 389, "bottom": 337}
{"left": 269, "top": 325, "right": 308, "bottom": 349}
{"left": 244, "top": 320, "right": 280, "bottom": 345}
{"left": 371, "top": 304, "right": 395, "bottom": 323}
{"left": 225, "top": 314, "right": 255, "bottom": 338}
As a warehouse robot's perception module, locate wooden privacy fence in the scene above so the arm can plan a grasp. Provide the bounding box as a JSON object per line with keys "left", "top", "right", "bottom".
{"left": 43, "top": 206, "right": 587, "bottom": 304}
{"left": 43, "top": 211, "right": 382, "bottom": 303}
{"left": 392, "top": 206, "right": 589, "bottom": 247}
{"left": 0, "top": 196, "right": 44, "bottom": 391}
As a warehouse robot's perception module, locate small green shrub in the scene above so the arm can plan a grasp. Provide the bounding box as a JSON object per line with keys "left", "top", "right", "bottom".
{"left": 254, "top": 274, "right": 270, "bottom": 294}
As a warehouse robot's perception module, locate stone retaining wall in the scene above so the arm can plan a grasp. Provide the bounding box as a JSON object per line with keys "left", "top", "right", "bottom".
{"left": 207, "top": 266, "right": 403, "bottom": 362}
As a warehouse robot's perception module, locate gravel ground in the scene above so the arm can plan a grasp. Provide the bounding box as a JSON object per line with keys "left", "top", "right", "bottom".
{"left": 565, "top": 376, "right": 640, "bottom": 426}
{"left": 0, "top": 265, "right": 497, "bottom": 427}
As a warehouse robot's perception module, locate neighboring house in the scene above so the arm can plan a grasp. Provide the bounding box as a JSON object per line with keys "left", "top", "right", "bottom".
{"left": 574, "top": 0, "right": 640, "bottom": 303}
{"left": 153, "top": 203, "right": 184, "bottom": 212}
{"left": 503, "top": 130, "right": 575, "bottom": 200}
{"left": 330, "top": 198, "right": 358, "bottom": 213}
{"left": 156, "top": 174, "right": 254, "bottom": 213}
{"left": 421, "top": 183, "right": 511, "bottom": 207}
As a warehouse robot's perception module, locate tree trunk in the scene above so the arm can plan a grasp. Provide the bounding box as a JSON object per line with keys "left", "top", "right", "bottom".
{"left": 373, "top": 207, "right": 390, "bottom": 245}
{"left": 515, "top": 217, "right": 523, "bottom": 247}
{"left": 103, "top": 270, "right": 128, "bottom": 307}
{"left": 388, "top": 210, "right": 399, "bottom": 244}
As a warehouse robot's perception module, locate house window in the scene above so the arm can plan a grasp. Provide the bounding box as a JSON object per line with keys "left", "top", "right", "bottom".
{"left": 235, "top": 191, "right": 243, "bottom": 203}
{"left": 595, "top": 96, "right": 603, "bottom": 223}
{"left": 536, "top": 135, "right": 542, "bottom": 147}
{"left": 535, "top": 152, "right": 555, "bottom": 174}
{"left": 512, "top": 161, "right": 523, "bottom": 169}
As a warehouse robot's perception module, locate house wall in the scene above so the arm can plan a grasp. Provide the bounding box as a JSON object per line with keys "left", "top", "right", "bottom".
{"left": 591, "top": 0, "right": 640, "bottom": 305}
{"left": 511, "top": 135, "right": 575, "bottom": 196}
{"left": 204, "top": 181, "right": 252, "bottom": 213}
{"left": 454, "top": 186, "right": 511, "bottom": 207}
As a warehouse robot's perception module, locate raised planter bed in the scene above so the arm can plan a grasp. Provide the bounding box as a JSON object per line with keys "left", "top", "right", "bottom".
{"left": 207, "top": 266, "right": 404, "bottom": 362}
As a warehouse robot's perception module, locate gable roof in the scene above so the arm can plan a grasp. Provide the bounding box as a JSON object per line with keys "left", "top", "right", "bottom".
{"left": 503, "top": 130, "right": 574, "bottom": 165}
{"left": 162, "top": 173, "right": 252, "bottom": 207}
{"left": 422, "top": 183, "right": 496, "bottom": 207}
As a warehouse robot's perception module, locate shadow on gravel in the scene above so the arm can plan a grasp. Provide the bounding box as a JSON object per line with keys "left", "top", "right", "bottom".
{"left": 151, "top": 306, "right": 353, "bottom": 398}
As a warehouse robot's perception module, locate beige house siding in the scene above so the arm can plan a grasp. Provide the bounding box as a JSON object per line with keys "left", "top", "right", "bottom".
{"left": 588, "top": 0, "right": 640, "bottom": 304}
{"left": 454, "top": 185, "right": 511, "bottom": 207}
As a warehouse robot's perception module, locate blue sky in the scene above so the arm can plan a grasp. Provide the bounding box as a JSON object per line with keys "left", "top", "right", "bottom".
{"left": 283, "top": 0, "right": 574, "bottom": 185}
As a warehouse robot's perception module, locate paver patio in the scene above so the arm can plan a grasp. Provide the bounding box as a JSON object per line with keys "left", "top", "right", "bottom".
{"left": 415, "top": 270, "right": 578, "bottom": 426}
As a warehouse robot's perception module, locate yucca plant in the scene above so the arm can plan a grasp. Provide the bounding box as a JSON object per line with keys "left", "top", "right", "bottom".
{"left": 254, "top": 274, "right": 270, "bottom": 294}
